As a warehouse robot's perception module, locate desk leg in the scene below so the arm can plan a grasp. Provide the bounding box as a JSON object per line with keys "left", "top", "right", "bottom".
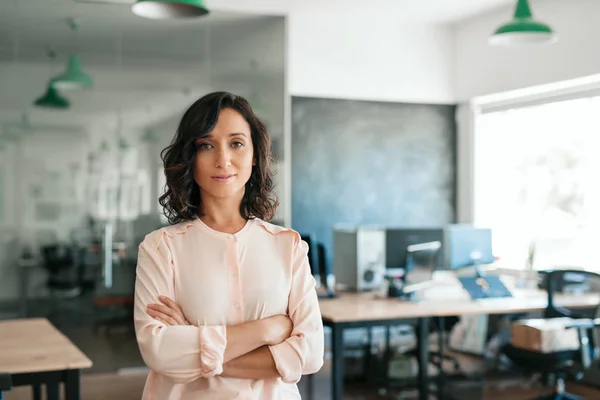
{"left": 365, "top": 327, "right": 373, "bottom": 382}
{"left": 46, "top": 382, "right": 59, "bottom": 400}
{"left": 417, "top": 317, "right": 430, "bottom": 400}
{"left": 438, "top": 318, "right": 445, "bottom": 400}
{"left": 331, "top": 323, "right": 344, "bottom": 400}
{"left": 383, "top": 325, "right": 391, "bottom": 382}
{"left": 32, "top": 384, "right": 41, "bottom": 400}
{"left": 64, "top": 370, "right": 81, "bottom": 400}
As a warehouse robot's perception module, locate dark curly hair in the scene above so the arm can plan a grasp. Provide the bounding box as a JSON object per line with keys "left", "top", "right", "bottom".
{"left": 158, "top": 91, "right": 279, "bottom": 225}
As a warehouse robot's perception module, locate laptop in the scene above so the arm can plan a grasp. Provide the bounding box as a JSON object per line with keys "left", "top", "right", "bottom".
{"left": 458, "top": 275, "right": 513, "bottom": 300}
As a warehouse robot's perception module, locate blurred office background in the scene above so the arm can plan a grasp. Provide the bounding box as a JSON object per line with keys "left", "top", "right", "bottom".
{"left": 2, "top": 0, "right": 600, "bottom": 399}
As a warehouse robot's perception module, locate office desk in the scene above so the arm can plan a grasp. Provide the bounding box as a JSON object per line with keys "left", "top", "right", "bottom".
{"left": 318, "top": 288, "right": 599, "bottom": 400}
{"left": 0, "top": 318, "right": 93, "bottom": 400}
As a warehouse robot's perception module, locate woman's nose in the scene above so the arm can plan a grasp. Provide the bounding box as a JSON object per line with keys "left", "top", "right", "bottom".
{"left": 216, "top": 147, "right": 232, "bottom": 168}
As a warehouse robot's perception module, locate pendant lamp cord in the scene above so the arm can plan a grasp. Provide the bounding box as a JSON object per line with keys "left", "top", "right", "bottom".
{"left": 12, "top": 0, "right": 20, "bottom": 65}
{"left": 67, "top": 17, "right": 80, "bottom": 53}
{"left": 46, "top": 46, "right": 57, "bottom": 76}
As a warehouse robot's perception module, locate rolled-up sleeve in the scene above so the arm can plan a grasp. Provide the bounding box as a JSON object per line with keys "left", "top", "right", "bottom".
{"left": 268, "top": 238, "right": 325, "bottom": 383}
{"left": 134, "top": 231, "right": 227, "bottom": 383}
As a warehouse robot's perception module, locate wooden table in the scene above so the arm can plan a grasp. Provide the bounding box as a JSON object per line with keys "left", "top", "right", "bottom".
{"left": 316, "top": 287, "right": 600, "bottom": 400}
{"left": 0, "top": 318, "right": 93, "bottom": 400}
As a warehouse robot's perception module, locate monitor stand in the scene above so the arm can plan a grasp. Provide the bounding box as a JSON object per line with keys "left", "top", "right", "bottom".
{"left": 392, "top": 280, "right": 438, "bottom": 301}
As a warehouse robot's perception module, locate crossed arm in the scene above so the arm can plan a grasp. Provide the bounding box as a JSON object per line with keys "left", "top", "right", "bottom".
{"left": 147, "top": 296, "right": 290, "bottom": 380}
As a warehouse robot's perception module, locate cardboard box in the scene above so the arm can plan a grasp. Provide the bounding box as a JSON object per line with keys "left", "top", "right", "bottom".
{"left": 511, "top": 318, "right": 580, "bottom": 353}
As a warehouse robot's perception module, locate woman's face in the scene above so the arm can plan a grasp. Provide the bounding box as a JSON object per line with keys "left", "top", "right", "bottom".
{"left": 193, "top": 108, "right": 255, "bottom": 201}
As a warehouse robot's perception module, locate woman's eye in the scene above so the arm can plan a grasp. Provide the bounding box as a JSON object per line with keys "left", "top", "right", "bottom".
{"left": 232, "top": 141, "right": 244, "bottom": 148}
{"left": 196, "top": 143, "right": 212, "bottom": 151}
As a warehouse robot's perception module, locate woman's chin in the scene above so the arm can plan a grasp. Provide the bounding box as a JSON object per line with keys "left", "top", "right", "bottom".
{"left": 203, "top": 186, "right": 246, "bottom": 200}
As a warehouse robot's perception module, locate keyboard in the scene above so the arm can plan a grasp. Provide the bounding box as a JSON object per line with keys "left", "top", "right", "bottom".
{"left": 458, "top": 275, "right": 513, "bottom": 300}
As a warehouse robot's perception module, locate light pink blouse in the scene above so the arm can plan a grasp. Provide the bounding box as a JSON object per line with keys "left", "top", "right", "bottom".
{"left": 133, "top": 217, "right": 324, "bottom": 399}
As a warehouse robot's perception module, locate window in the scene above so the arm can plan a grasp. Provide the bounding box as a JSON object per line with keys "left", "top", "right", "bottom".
{"left": 474, "top": 96, "right": 600, "bottom": 270}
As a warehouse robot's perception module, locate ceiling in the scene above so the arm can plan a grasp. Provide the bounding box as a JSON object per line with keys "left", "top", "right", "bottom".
{"left": 0, "top": 0, "right": 519, "bottom": 63}
{"left": 0, "top": 0, "right": 516, "bottom": 133}
{"left": 206, "top": 0, "right": 516, "bottom": 24}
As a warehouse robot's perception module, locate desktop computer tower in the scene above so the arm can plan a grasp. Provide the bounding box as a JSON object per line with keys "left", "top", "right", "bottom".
{"left": 333, "top": 226, "right": 386, "bottom": 291}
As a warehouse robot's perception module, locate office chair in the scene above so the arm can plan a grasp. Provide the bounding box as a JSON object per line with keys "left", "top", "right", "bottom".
{"left": 41, "top": 244, "right": 81, "bottom": 297}
{"left": 396, "top": 316, "right": 463, "bottom": 400}
{"left": 417, "top": 317, "right": 462, "bottom": 370}
{"left": 502, "top": 269, "right": 600, "bottom": 400}
{"left": 0, "top": 372, "right": 12, "bottom": 400}
{"left": 40, "top": 244, "right": 83, "bottom": 321}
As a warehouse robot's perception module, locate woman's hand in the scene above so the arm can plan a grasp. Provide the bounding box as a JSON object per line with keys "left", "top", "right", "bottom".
{"left": 147, "top": 296, "right": 191, "bottom": 326}
{"left": 261, "top": 315, "right": 293, "bottom": 346}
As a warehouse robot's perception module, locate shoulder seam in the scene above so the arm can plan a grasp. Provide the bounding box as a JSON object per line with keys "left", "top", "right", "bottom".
{"left": 162, "top": 220, "right": 196, "bottom": 238}
{"left": 254, "top": 219, "right": 301, "bottom": 246}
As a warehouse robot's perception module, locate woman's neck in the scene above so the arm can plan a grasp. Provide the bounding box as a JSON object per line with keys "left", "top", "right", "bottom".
{"left": 199, "top": 191, "right": 247, "bottom": 233}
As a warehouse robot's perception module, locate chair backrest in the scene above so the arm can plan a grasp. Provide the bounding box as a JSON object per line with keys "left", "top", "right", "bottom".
{"left": 545, "top": 269, "right": 600, "bottom": 319}
{"left": 545, "top": 269, "right": 600, "bottom": 365}
{"left": 41, "top": 244, "right": 74, "bottom": 274}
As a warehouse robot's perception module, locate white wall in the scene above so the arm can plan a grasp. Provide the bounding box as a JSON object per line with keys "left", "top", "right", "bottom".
{"left": 454, "top": 0, "right": 600, "bottom": 101}
{"left": 211, "top": 0, "right": 457, "bottom": 104}
{"left": 288, "top": 10, "right": 455, "bottom": 104}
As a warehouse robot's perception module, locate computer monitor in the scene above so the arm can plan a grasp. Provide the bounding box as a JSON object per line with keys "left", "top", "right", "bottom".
{"left": 300, "top": 234, "right": 335, "bottom": 298}
{"left": 403, "top": 241, "right": 442, "bottom": 286}
{"left": 386, "top": 228, "right": 445, "bottom": 269}
{"left": 317, "top": 243, "right": 336, "bottom": 297}
{"left": 300, "top": 234, "right": 320, "bottom": 280}
{"left": 445, "top": 224, "right": 494, "bottom": 272}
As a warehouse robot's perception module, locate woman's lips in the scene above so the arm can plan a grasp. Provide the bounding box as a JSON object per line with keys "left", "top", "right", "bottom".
{"left": 212, "top": 174, "right": 236, "bottom": 183}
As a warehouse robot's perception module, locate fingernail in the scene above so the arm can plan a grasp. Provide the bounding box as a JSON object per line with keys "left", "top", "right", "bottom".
{"left": 147, "top": 304, "right": 154, "bottom": 309}
{"left": 158, "top": 296, "right": 165, "bottom": 300}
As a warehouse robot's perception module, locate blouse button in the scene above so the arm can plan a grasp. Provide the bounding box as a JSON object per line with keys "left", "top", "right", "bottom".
{"left": 233, "top": 303, "right": 240, "bottom": 309}
{"left": 227, "top": 235, "right": 234, "bottom": 239}
{"left": 231, "top": 270, "right": 237, "bottom": 276}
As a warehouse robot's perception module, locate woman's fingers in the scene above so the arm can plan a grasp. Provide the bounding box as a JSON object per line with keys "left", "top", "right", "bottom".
{"left": 159, "top": 296, "right": 184, "bottom": 314}
{"left": 147, "top": 297, "right": 190, "bottom": 325}
{"left": 148, "top": 303, "right": 178, "bottom": 319}
{"left": 147, "top": 308, "right": 177, "bottom": 326}
{"left": 158, "top": 296, "right": 190, "bottom": 325}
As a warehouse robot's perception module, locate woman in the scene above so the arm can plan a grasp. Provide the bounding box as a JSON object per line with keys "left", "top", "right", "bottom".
{"left": 134, "top": 91, "right": 324, "bottom": 399}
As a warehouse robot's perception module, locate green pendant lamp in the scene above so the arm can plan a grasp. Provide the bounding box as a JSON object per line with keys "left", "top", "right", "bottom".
{"left": 52, "top": 18, "right": 93, "bottom": 90}
{"left": 489, "top": 0, "right": 556, "bottom": 46}
{"left": 34, "top": 84, "right": 70, "bottom": 109}
{"left": 52, "top": 54, "right": 93, "bottom": 90}
{"left": 34, "top": 48, "right": 70, "bottom": 109}
{"left": 131, "top": 0, "right": 209, "bottom": 19}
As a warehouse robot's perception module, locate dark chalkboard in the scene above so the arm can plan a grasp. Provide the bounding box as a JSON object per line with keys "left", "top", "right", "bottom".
{"left": 291, "top": 96, "right": 456, "bottom": 271}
